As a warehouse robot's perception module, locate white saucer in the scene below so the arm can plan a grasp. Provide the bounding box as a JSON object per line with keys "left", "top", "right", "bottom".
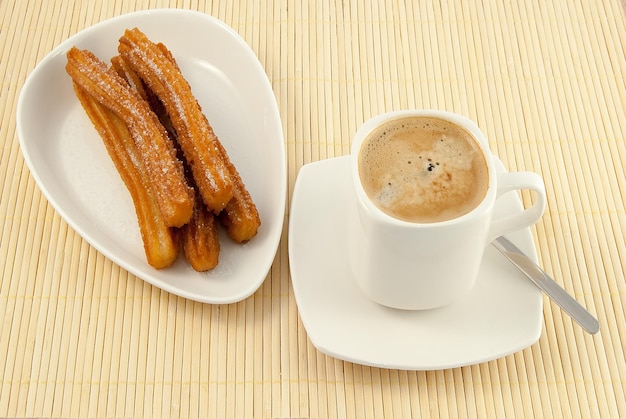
{"left": 288, "top": 156, "right": 543, "bottom": 370}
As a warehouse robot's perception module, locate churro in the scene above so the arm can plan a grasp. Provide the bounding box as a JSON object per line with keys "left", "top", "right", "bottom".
{"left": 179, "top": 195, "right": 220, "bottom": 271}
{"left": 66, "top": 47, "right": 194, "bottom": 228}
{"left": 72, "top": 83, "right": 179, "bottom": 269}
{"left": 215, "top": 139, "right": 261, "bottom": 243}
{"left": 118, "top": 28, "right": 234, "bottom": 213}
{"left": 117, "top": 42, "right": 261, "bottom": 243}
{"left": 110, "top": 54, "right": 149, "bottom": 101}
{"left": 113, "top": 54, "right": 223, "bottom": 268}
{"left": 67, "top": 30, "right": 261, "bottom": 271}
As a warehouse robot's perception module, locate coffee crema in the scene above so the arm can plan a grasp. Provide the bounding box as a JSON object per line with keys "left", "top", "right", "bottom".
{"left": 358, "top": 116, "right": 489, "bottom": 223}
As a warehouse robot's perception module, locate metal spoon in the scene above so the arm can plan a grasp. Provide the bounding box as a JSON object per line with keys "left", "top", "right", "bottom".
{"left": 492, "top": 236, "right": 600, "bottom": 334}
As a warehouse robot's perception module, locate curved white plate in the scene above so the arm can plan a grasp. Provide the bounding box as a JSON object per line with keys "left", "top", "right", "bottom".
{"left": 17, "top": 9, "right": 286, "bottom": 304}
{"left": 289, "top": 156, "right": 542, "bottom": 370}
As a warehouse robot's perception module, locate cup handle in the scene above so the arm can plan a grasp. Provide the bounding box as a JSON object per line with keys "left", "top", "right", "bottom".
{"left": 488, "top": 172, "right": 546, "bottom": 242}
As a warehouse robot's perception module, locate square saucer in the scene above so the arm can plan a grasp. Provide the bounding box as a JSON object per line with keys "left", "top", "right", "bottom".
{"left": 288, "top": 156, "right": 542, "bottom": 370}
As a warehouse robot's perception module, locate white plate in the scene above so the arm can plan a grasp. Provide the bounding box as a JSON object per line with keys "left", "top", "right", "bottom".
{"left": 17, "top": 9, "right": 286, "bottom": 304}
{"left": 288, "top": 156, "right": 543, "bottom": 370}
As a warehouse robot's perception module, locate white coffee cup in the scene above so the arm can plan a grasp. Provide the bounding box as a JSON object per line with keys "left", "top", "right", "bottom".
{"left": 350, "top": 110, "right": 546, "bottom": 310}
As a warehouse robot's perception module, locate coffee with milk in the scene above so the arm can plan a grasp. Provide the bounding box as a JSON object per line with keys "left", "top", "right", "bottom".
{"left": 358, "top": 116, "right": 489, "bottom": 223}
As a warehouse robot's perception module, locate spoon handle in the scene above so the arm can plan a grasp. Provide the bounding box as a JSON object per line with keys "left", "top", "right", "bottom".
{"left": 492, "top": 236, "right": 600, "bottom": 334}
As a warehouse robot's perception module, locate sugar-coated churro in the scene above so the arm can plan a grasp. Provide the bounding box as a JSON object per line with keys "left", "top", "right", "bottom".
{"left": 66, "top": 47, "right": 194, "bottom": 228}
{"left": 110, "top": 54, "right": 149, "bottom": 101}
{"left": 113, "top": 53, "right": 223, "bottom": 270}
{"left": 215, "top": 139, "right": 261, "bottom": 243}
{"left": 118, "top": 28, "right": 234, "bottom": 213}
{"left": 179, "top": 195, "right": 220, "bottom": 271}
{"left": 67, "top": 29, "right": 262, "bottom": 272}
{"left": 118, "top": 40, "right": 261, "bottom": 243}
{"left": 72, "top": 82, "right": 179, "bottom": 269}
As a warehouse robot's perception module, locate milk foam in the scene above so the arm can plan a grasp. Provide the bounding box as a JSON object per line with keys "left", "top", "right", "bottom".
{"left": 358, "top": 117, "right": 489, "bottom": 223}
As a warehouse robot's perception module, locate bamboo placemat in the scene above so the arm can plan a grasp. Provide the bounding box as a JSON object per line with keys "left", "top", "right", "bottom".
{"left": 1, "top": 0, "right": 625, "bottom": 417}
